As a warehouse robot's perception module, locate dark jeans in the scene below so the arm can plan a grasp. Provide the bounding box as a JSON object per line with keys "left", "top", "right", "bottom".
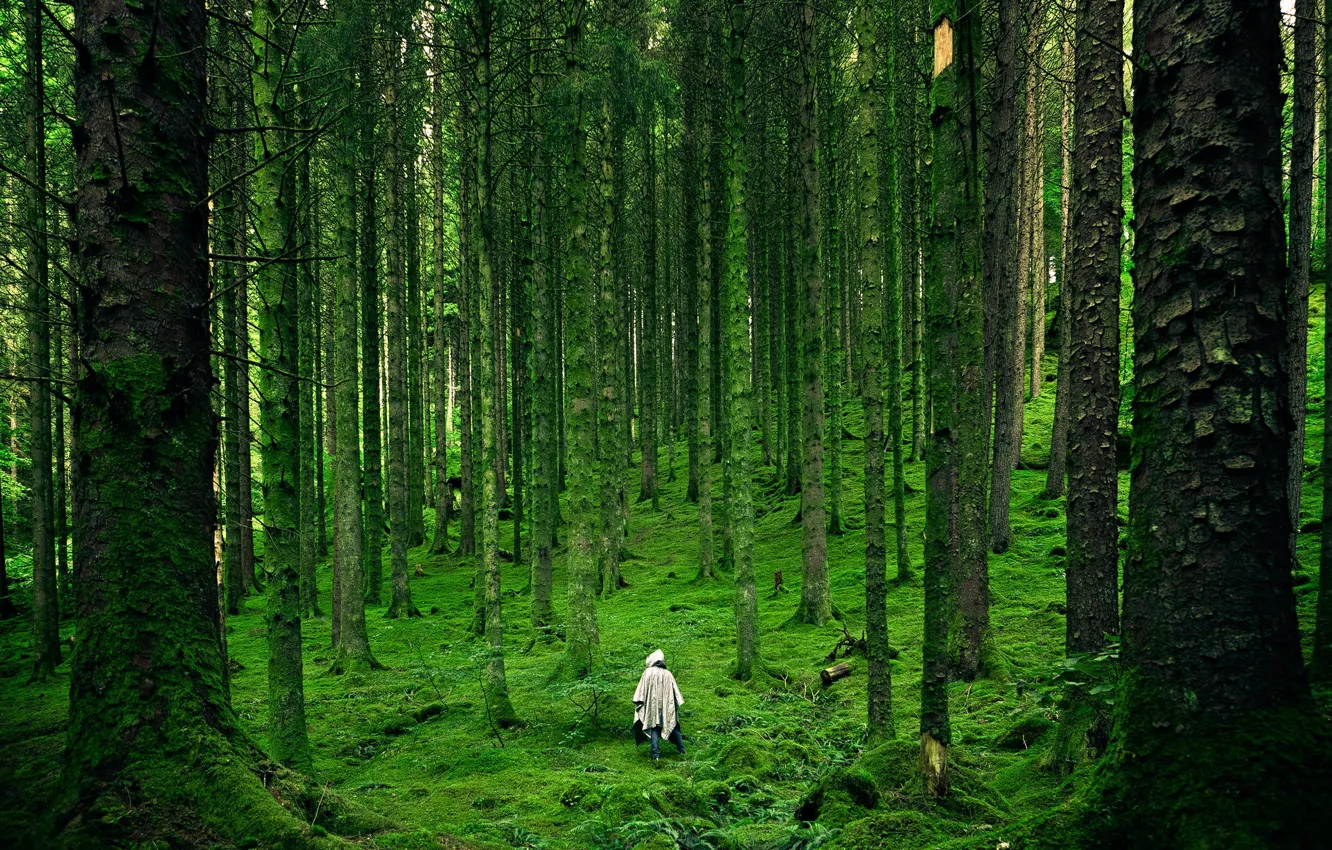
{"left": 648, "top": 726, "right": 685, "bottom": 758}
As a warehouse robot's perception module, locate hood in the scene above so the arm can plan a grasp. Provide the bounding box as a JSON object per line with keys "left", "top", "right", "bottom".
{"left": 645, "top": 649, "right": 665, "bottom": 668}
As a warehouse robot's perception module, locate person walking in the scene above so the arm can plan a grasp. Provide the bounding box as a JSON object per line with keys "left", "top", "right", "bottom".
{"left": 632, "top": 649, "right": 686, "bottom": 762}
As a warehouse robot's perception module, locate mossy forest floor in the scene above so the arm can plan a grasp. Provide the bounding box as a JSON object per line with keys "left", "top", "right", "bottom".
{"left": 2, "top": 302, "right": 1330, "bottom": 848}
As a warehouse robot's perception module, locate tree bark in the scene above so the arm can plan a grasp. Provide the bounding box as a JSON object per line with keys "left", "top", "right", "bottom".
{"left": 985, "top": 0, "right": 1022, "bottom": 554}
{"left": 1114, "top": 2, "right": 1321, "bottom": 841}
{"left": 1066, "top": 0, "right": 1121, "bottom": 658}
{"left": 1288, "top": 0, "right": 1316, "bottom": 562}
{"left": 795, "top": 0, "right": 830, "bottom": 628}
{"left": 251, "top": 0, "right": 310, "bottom": 771}
{"left": 856, "top": 0, "right": 894, "bottom": 741}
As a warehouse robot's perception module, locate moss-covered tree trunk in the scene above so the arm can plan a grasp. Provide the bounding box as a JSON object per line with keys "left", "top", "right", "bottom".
{"left": 923, "top": 0, "right": 986, "bottom": 793}
{"left": 457, "top": 103, "right": 478, "bottom": 558}
{"left": 331, "top": 0, "right": 377, "bottom": 674}
{"left": 984, "top": 0, "right": 1021, "bottom": 555}
{"left": 429, "top": 2, "right": 452, "bottom": 557}
{"left": 252, "top": 0, "right": 310, "bottom": 771}
{"left": 596, "top": 93, "right": 626, "bottom": 597}
{"left": 795, "top": 0, "right": 830, "bottom": 627}
{"left": 1109, "top": 2, "right": 1328, "bottom": 842}
{"left": 696, "top": 110, "right": 717, "bottom": 583}
{"left": 857, "top": 0, "right": 893, "bottom": 740}
{"left": 385, "top": 0, "right": 419, "bottom": 621}
{"left": 561, "top": 0, "right": 600, "bottom": 675}
{"left": 298, "top": 147, "right": 321, "bottom": 620}
{"left": 360, "top": 25, "right": 385, "bottom": 605}
{"left": 821, "top": 36, "right": 843, "bottom": 540}
{"left": 721, "top": 0, "right": 759, "bottom": 681}
{"left": 639, "top": 96, "right": 660, "bottom": 509}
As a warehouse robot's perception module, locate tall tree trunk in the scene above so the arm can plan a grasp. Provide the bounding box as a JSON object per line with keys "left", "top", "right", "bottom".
{"left": 795, "top": 0, "right": 830, "bottom": 627}
{"left": 597, "top": 94, "right": 625, "bottom": 597}
{"left": 529, "top": 30, "right": 555, "bottom": 629}
{"left": 1027, "top": 9, "right": 1049, "bottom": 401}
{"left": 360, "top": 26, "right": 385, "bottom": 604}
{"left": 385, "top": 2, "right": 419, "bottom": 621}
{"left": 723, "top": 0, "right": 760, "bottom": 682}
{"left": 26, "top": 0, "right": 60, "bottom": 681}
{"left": 298, "top": 146, "right": 320, "bottom": 620}
{"left": 857, "top": 0, "right": 893, "bottom": 741}
{"left": 1288, "top": 0, "right": 1316, "bottom": 561}
{"left": 430, "top": 5, "right": 452, "bottom": 557}
{"left": 696, "top": 112, "right": 716, "bottom": 582}
{"left": 1044, "top": 15, "right": 1074, "bottom": 500}
{"left": 1318, "top": 2, "right": 1332, "bottom": 683}
{"left": 639, "top": 97, "right": 660, "bottom": 508}
{"left": 923, "top": 0, "right": 987, "bottom": 794}
{"left": 561, "top": 0, "right": 600, "bottom": 675}
{"left": 331, "top": 0, "right": 377, "bottom": 673}
{"left": 251, "top": 0, "right": 310, "bottom": 771}
{"left": 1066, "top": 0, "right": 1121, "bottom": 659}
{"left": 1113, "top": 3, "right": 1321, "bottom": 841}
{"left": 63, "top": 0, "right": 317, "bottom": 835}
{"left": 472, "top": 0, "right": 518, "bottom": 723}
{"left": 985, "top": 0, "right": 1022, "bottom": 554}
{"left": 457, "top": 103, "right": 477, "bottom": 557}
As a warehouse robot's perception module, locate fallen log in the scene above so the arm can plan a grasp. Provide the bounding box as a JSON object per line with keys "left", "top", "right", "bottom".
{"left": 821, "top": 662, "right": 853, "bottom": 687}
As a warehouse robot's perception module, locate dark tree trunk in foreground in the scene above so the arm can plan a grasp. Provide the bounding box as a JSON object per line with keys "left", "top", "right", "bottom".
{"left": 1066, "top": 0, "right": 1121, "bottom": 659}
{"left": 360, "top": 34, "right": 385, "bottom": 604}
{"left": 62, "top": 0, "right": 326, "bottom": 839}
{"left": 1043, "top": 20, "right": 1073, "bottom": 500}
{"left": 1108, "top": 2, "right": 1328, "bottom": 843}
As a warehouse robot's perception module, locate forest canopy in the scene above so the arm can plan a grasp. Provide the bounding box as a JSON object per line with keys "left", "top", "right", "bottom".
{"left": 0, "top": 0, "right": 1330, "bottom": 848}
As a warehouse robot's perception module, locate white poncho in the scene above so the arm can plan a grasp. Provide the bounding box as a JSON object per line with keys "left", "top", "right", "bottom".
{"left": 632, "top": 649, "right": 684, "bottom": 739}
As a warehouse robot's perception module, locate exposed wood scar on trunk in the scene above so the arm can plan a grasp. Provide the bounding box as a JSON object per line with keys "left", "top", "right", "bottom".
{"left": 934, "top": 18, "right": 954, "bottom": 78}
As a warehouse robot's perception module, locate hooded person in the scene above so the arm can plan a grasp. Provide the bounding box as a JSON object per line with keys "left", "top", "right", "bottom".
{"left": 632, "top": 649, "right": 686, "bottom": 761}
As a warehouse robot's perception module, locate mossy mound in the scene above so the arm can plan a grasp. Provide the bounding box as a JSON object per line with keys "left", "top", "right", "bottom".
{"left": 597, "top": 777, "right": 711, "bottom": 826}
{"left": 832, "top": 810, "right": 952, "bottom": 850}
{"left": 712, "top": 737, "right": 771, "bottom": 778}
{"left": 800, "top": 740, "right": 1011, "bottom": 834}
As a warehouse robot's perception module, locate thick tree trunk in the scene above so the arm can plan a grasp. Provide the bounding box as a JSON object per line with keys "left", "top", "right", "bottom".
{"left": 298, "top": 148, "right": 320, "bottom": 620}
{"left": 697, "top": 118, "right": 717, "bottom": 582}
{"left": 1066, "top": 0, "right": 1121, "bottom": 659}
{"left": 1112, "top": 2, "right": 1324, "bottom": 842}
{"left": 639, "top": 98, "right": 660, "bottom": 508}
{"left": 63, "top": 0, "right": 320, "bottom": 837}
{"left": 1318, "top": 4, "right": 1332, "bottom": 684}
{"left": 924, "top": 0, "right": 987, "bottom": 793}
{"left": 561, "top": 0, "right": 600, "bottom": 675}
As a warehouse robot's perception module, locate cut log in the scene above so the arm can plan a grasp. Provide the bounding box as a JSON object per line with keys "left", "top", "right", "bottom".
{"left": 821, "top": 662, "right": 853, "bottom": 687}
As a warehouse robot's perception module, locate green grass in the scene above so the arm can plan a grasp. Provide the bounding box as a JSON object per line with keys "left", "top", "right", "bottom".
{"left": 1, "top": 289, "right": 1328, "bottom": 848}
